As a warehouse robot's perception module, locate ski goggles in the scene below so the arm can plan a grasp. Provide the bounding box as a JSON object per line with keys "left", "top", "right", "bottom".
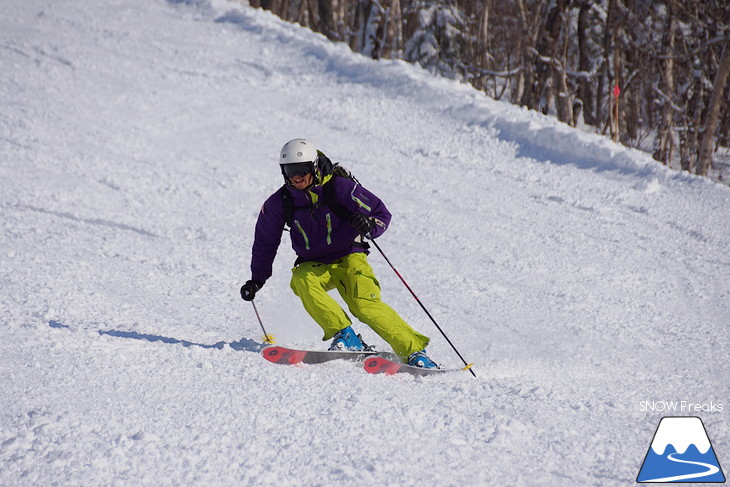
{"left": 281, "top": 162, "right": 314, "bottom": 179}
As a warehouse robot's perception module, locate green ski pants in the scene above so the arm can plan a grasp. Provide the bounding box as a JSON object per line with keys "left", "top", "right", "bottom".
{"left": 290, "top": 252, "right": 429, "bottom": 360}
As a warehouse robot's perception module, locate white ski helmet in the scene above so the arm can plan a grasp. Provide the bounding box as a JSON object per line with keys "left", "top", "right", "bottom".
{"left": 280, "top": 139, "right": 317, "bottom": 165}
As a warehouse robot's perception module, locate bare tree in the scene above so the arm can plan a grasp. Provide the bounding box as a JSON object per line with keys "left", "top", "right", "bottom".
{"left": 652, "top": 0, "right": 677, "bottom": 165}
{"left": 697, "top": 47, "right": 730, "bottom": 176}
{"left": 576, "top": 1, "right": 597, "bottom": 126}
{"left": 250, "top": 0, "right": 729, "bottom": 181}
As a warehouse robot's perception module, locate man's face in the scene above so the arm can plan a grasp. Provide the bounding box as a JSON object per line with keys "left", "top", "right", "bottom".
{"left": 289, "top": 172, "right": 313, "bottom": 190}
{"left": 283, "top": 162, "right": 315, "bottom": 190}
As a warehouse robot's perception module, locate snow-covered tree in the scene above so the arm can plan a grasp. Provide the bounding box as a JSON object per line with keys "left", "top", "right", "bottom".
{"left": 402, "top": 0, "right": 468, "bottom": 78}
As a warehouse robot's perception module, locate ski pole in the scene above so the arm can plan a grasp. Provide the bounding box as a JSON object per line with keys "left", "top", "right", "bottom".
{"left": 250, "top": 300, "right": 275, "bottom": 344}
{"left": 368, "top": 237, "right": 476, "bottom": 378}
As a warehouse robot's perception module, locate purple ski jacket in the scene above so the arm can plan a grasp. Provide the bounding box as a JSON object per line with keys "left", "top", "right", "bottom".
{"left": 250, "top": 174, "right": 391, "bottom": 284}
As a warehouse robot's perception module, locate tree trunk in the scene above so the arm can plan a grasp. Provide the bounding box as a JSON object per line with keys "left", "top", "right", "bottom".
{"left": 554, "top": 29, "right": 573, "bottom": 125}
{"left": 577, "top": 1, "right": 595, "bottom": 126}
{"left": 316, "top": 0, "right": 335, "bottom": 40}
{"left": 652, "top": 0, "right": 676, "bottom": 165}
{"left": 529, "top": 0, "right": 568, "bottom": 115}
{"left": 697, "top": 47, "right": 730, "bottom": 176}
{"left": 473, "top": 0, "right": 490, "bottom": 92}
{"left": 517, "top": 0, "right": 538, "bottom": 109}
{"left": 597, "top": 0, "right": 618, "bottom": 135}
{"left": 680, "top": 85, "right": 703, "bottom": 173}
{"left": 384, "top": 0, "right": 404, "bottom": 59}
{"left": 624, "top": 54, "right": 640, "bottom": 143}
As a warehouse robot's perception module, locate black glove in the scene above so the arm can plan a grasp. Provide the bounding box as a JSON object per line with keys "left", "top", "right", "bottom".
{"left": 240, "top": 280, "right": 263, "bottom": 301}
{"left": 350, "top": 214, "right": 375, "bottom": 236}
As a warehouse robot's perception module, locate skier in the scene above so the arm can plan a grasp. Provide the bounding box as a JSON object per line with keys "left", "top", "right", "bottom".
{"left": 240, "top": 139, "right": 438, "bottom": 368}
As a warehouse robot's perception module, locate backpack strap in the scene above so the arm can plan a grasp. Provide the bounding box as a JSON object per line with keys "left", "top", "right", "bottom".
{"left": 279, "top": 183, "right": 327, "bottom": 228}
{"left": 279, "top": 184, "right": 294, "bottom": 228}
{"left": 322, "top": 176, "right": 351, "bottom": 221}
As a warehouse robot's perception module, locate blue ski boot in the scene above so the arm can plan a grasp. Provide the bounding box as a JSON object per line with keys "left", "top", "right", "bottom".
{"left": 407, "top": 350, "right": 439, "bottom": 369}
{"left": 328, "top": 326, "right": 369, "bottom": 351}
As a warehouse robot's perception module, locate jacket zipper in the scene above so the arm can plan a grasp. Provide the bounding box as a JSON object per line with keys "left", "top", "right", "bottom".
{"left": 293, "top": 220, "right": 310, "bottom": 250}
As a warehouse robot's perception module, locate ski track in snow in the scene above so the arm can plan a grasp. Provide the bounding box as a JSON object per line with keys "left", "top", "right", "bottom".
{"left": 1, "top": 0, "right": 729, "bottom": 486}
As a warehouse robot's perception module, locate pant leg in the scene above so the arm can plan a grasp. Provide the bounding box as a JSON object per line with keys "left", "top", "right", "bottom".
{"left": 290, "top": 261, "right": 352, "bottom": 341}
{"left": 333, "top": 253, "right": 430, "bottom": 359}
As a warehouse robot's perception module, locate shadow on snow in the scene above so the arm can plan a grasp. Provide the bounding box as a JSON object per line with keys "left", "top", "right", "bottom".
{"left": 48, "top": 320, "right": 264, "bottom": 352}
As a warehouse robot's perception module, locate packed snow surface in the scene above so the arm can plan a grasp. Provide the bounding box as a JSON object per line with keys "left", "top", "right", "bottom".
{"left": 1, "top": 0, "right": 728, "bottom": 485}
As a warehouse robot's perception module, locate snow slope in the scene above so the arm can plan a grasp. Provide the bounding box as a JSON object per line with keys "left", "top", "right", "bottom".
{"left": 1, "top": 0, "right": 728, "bottom": 485}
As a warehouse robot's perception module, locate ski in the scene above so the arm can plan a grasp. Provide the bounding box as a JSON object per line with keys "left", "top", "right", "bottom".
{"left": 363, "top": 356, "right": 473, "bottom": 377}
{"left": 261, "top": 345, "right": 378, "bottom": 365}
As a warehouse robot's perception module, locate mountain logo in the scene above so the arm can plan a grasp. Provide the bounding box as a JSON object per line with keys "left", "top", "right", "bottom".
{"left": 637, "top": 416, "right": 726, "bottom": 483}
